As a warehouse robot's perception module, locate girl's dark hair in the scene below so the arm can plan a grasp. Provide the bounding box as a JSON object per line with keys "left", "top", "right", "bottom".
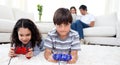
{"left": 70, "top": 6, "right": 77, "bottom": 14}
{"left": 79, "top": 5, "right": 87, "bottom": 11}
{"left": 53, "top": 8, "right": 72, "bottom": 25}
{"left": 11, "top": 18, "right": 42, "bottom": 48}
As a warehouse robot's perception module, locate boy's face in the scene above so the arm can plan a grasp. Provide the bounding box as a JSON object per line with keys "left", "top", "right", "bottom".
{"left": 18, "top": 28, "right": 31, "bottom": 44}
{"left": 55, "top": 23, "right": 71, "bottom": 37}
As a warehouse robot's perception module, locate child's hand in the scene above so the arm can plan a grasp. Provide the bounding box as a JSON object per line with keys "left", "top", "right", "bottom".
{"left": 25, "top": 48, "right": 33, "bottom": 59}
{"left": 67, "top": 50, "right": 78, "bottom": 64}
{"left": 9, "top": 47, "right": 17, "bottom": 57}
{"left": 47, "top": 54, "right": 57, "bottom": 63}
{"left": 44, "top": 48, "right": 57, "bottom": 63}
{"left": 67, "top": 58, "right": 77, "bottom": 64}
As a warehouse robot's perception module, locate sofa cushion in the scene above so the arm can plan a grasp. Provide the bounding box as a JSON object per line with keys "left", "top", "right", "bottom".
{"left": 84, "top": 26, "right": 116, "bottom": 37}
{"left": 36, "top": 22, "right": 55, "bottom": 34}
{"left": 0, "top": 19, "right": 15, "bottom": 33}
{"left": 0, "top": 5, "right": 14, "bottom": 20}
{"left": 0, "top": 33, "right": 11, "bottom": 42}
{"left": 95, "top": 13, "right": 117, "bottom": 27}
{"left": 13, "top": 8, "right": 35, "bottom": 22}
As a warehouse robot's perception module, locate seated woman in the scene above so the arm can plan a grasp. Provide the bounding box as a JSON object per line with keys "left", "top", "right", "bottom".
{"left": 70, "top": 6, "right": 77, "bottom": 22}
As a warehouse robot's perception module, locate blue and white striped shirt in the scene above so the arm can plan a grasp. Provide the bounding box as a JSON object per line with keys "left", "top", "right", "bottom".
{"left": 44, "top": 29, "right": 80, "bottom": 54}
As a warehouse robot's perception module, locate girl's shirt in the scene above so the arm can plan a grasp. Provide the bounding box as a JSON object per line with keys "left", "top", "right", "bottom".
{"left": 33, "top": 40, "right": 44, "bottom": 56}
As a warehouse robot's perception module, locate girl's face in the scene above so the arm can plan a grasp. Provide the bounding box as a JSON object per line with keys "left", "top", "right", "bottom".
{"left": 18, "top": 28, "right": 31, "bottom": 44}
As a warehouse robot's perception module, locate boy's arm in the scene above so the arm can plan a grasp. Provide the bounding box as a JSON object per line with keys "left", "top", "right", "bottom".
{"left": 44, "top": 48, "right": 57, "bottom": 63}
{"left": 68, "top": 32, "right": 80, "bottom": 64}
{"left": 68, "top": 50, "right": 78, "bottom": 64}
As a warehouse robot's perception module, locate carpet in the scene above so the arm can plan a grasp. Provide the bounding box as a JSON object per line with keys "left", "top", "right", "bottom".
{"left": 0, "top": 44, "right": 120, "bottom": 65}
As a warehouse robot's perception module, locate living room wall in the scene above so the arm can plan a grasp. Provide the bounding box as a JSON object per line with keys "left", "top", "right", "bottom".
{"left": 26, "top": 0, "right": 106, "bottom": 21}
{"left": 0, "top": 0, "right": 120, "bottom": 21}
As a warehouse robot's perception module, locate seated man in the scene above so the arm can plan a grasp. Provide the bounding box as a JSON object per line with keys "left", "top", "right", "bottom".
{"left": 71, "top": 5, "right": 95, "bottom": 44}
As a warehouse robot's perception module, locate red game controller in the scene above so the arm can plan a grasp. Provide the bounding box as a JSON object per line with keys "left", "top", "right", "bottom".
{"left": 14, "top": 47, "right": 31, "bottom": 59}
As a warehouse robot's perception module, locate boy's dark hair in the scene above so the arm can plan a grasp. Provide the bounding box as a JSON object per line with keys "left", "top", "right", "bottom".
{"left": 79, "top": 5, "right": 87, "bottom": 11}
{"left": 70, "top": 6, "right": 77, "bottom": 14}
{"left": 53, "top": 8, "right": 72, "bottom": 25}
{"left": 11, "top": 18, "right": 42, "bottom": 48}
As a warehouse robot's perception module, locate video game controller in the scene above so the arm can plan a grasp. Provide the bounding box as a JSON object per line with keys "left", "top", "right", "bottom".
{"left": 15, "top": 47, "right": 29, "bottom": 54}
{"left": 53, "top": 54, "right": 72, "bottom": 61}
{"left": 14, "top": 47, "right": 31, "bottom": 59}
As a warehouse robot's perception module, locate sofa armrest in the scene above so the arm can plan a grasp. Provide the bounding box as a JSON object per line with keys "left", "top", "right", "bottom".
{"left": 116, "top": 21, "right": 120, "bottom": 38}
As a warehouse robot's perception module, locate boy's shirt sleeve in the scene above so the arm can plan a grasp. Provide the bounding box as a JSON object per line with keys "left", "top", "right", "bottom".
{"left": 71, "top": 33, "right": 81, "bottom": 51}
{"left": 44, "top": 34, "right": 53, "bottom": 49}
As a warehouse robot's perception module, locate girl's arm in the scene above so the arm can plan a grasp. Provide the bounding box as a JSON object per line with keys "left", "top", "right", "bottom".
{"left": 44, "top": 48, "right": 57, "bottom": 63}
{"left": 68, "top": 50, "right": 78, "bottom": 64}
{"left": 33, "top": 41, "right": 45, "bottom": 56}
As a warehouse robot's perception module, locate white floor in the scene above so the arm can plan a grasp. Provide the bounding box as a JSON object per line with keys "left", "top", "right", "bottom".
{"left": 0, "top": 44, "right": 120, "bottom": 65}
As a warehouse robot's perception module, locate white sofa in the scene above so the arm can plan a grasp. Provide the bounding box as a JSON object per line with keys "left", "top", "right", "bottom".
{"left": 84, "top": 13, "right": 120, "bottom": 46}
{"left": 0, "top": 5, "right": 35, "bottom": 43}
{"left": 0, "top": 5, "right": 120, "bottom": 46}
{"left": 36, "top": 13, "right": 120, "bottom": 46}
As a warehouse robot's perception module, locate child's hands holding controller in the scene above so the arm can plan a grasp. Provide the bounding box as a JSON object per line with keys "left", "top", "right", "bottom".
{"left": 9, "top": 47, "right": 33, "bottom": 59}
{"left": 9, "top": 47, "right": 17, "bottom": 57}
{"left": 25, "top": 48, "right": 33, "bottom": 59}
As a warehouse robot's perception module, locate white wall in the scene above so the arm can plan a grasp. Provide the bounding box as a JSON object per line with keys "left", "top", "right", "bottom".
{"left": 27, "top": 0, "right": 106, "bottom": 22}
{"left": 0, "top": 0, "right": 120, "bottom": 21}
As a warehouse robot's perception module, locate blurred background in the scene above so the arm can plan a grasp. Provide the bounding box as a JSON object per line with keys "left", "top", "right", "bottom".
{"left": 0, "top": 0, "right": 120, "bottom": 22}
